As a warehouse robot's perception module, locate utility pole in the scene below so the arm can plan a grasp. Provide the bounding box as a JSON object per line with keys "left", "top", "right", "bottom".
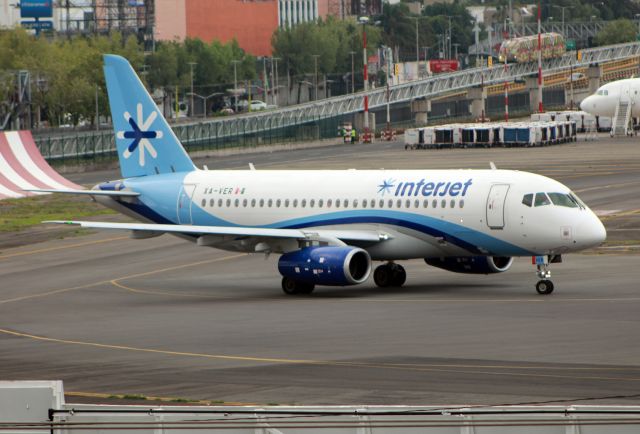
{"left": 386, "top": 47, "right": 391, "bottom": 132}
{"left": 270, "top": 57, "right": 276, "bottom": 104}
{"left": 553, "top": 5, "right": 572, "bottom": 37}
{"left": 95, "top": 84, "right": 99, "bottom": 131}
{"left": 447, "top": 16, "right": 452, "bottom": 59}
{"left": 537, "top": 0, "right": 544, "bottom": 113}
{"left": 262, "top": 57, "right": 269, "bottom": 105}
{"left": 188, "top": 62, "right": 197, "bottom": 117}
{"left": 504, "top": 56, "right": 509, "bottom": 122}
{"left": 414, "top": 17, "right": 419, "bottom": 65}
{"left": 272, "top": 57, "right": 280, "bottom": 106}
{"left": 349, "top": 51, "right": 356, "bottom": 93}
{"left": 312, "top": 54, "right": 320, "bottom": 101}
{"left": 231, "top": 60, "right": 240, "bottom": 113}
{"left": 360, "top": 16, "right": 371, "bottom": 142}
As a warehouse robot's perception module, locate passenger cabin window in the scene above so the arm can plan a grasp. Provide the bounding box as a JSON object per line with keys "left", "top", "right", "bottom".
{"left": 534, "top": 192, "right": 551, "bottom": 207}
{"left": 548, "top": 192, "right": 579, "bottom": 208}
{"left": 522, "top": 193, "right": 533, "bottom": 207}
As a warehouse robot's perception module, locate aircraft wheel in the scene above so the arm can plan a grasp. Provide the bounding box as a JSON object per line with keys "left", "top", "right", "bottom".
{"left": 535, "top": 279, "right": 554, "bottom": 295}
{"left": 298, "top": 282, "right": 315, "bottom": 294}
{"left": 373, "top": 265, "right": 392, "bottom": 288}
{"left": 281, "top": 277, "right": 314, "bottom": 295}
{"left": 390, "top": 264, "right": 407, "bottom": 287}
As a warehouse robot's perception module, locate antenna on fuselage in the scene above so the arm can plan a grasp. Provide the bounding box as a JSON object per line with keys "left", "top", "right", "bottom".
{"left": 249, "top": 163, "right": 256, "bottom": 171}
{"left": 490, "top": 162, "right": 497, "bottom": 170}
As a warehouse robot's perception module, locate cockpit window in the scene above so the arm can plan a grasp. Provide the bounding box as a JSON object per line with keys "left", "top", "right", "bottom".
{"left": 548, "top": 193, "right": 579, "bottom": 208}
{"left": 569, "top": 192, "right": 586, "bottom": 210}
{"left": 534, "top": 192, "right": 551, "bottom": 207}
{"left": 522, "top": 193, "right": 533, "bottom": 207}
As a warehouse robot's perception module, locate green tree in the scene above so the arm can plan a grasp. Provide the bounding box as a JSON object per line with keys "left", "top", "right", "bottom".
{"left": 594, "top": 19, "right": 638, "bottom": 46}
{"left": 422, "top": 2, "right": 474, "bottom": 57}
{"left": 381, "top": 3, "right": 416, "bottom": 60}
{"left": 272, "top": 18, "right": 381, "bottom": 80}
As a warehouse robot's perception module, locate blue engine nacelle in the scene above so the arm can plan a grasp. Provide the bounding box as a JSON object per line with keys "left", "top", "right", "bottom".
{"left": 278, "top": 246, "right": 372, "bottom": 286}
{"left": 425, "top": 256, "right": 513, "bottom": 274}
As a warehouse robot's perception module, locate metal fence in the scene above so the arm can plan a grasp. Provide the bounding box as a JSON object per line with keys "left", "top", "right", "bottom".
{"left": 35, "top": 42, "right": 640, "bottom": 164}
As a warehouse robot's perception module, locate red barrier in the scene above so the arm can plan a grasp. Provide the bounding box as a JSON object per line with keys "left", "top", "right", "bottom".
{"left": 0, "top": 131, "right": 83, "bottom": 200}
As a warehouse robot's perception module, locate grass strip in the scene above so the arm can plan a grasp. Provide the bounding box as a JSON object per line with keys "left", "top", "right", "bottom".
{"left": 0, "top": 193, "right": 115, "bottom": 232}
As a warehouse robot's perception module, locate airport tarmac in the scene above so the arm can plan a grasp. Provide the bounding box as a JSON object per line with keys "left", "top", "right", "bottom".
{"left": 1, "top": 134, "right": 639, "bottom": 406}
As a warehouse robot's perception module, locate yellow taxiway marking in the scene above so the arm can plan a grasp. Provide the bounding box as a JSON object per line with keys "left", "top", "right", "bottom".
{"left": 110, "top": 280, "right": 640, "bottom": 304}
{"left": 2, "top": 328, "right": 640, "bottom": 382}
{"left": 0, "top": 281, "right": 106, "bottom": 305}
{"left": 110, "top": 280, "right": 235, "bottom": 299}
{"left": 0, "top": 253, "right": 246, "bottom": 306}
{"left": 0, "top": 236, "right": 128, "bottom": 260}
{"left": 600, "top": 209, "right": 640, "bottom": 221}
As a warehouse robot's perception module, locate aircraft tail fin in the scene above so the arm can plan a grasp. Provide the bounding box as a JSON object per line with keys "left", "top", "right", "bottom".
{"left": 103, "top": 54, "right": 196, "bottom": 178}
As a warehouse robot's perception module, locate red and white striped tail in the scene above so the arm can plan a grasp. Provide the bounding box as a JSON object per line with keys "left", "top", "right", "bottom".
{"left": 0, "top": 131, "right": 83, "bottom": 200}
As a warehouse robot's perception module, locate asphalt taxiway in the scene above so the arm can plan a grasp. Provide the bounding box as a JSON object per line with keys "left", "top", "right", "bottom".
{"left": 1, "top": 134, "right": 639, "bottom": 405}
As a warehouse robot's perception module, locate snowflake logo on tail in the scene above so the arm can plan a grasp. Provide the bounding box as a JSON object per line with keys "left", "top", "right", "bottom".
{"left": 116, "top": 103, "right": 163, "bottom": 166}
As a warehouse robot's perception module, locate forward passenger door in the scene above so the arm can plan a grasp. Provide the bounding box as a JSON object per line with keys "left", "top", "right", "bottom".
{"left": 486, "top": 184, "right": 510, "bottom": 229}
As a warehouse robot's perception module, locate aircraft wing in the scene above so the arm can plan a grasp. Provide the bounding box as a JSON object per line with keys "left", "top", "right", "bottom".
{"left": 24, "top": 189, "right": 140, "bottom": 197}
{"left": 45, "top": 220, "right": 391, "bottom": 244}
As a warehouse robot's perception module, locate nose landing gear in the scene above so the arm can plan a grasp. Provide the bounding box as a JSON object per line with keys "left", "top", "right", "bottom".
{"left": 533, "top": 256, "right": 557, "bottom": 295}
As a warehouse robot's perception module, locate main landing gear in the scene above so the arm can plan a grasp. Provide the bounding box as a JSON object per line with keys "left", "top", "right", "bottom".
{"left": 373, "top": 263, "right": 406, "bottom": 288}
{"left": 533, "top": 256, "right": 559, "bottom": 295}
{"left": 281, "top": 277, "right": 315, "bottom": 295}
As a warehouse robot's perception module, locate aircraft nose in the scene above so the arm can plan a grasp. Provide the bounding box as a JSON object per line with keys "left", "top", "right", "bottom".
{"left": 576, "top": 214, "right": 607, "bottom": 249}
{"left": 579, "top": 97, "right": 590, "bottom": 112}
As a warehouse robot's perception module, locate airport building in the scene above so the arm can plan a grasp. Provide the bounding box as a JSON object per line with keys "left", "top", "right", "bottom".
{"left": 2, "top": 0, "right": 381, "bottom": 56}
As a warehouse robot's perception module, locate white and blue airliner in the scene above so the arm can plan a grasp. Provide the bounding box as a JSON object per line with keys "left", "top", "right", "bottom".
{"left": 35, "top": 55, "right": 607, "bottom": 295}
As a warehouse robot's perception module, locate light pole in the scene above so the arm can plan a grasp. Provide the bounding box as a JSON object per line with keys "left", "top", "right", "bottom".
{"left": 231, "top": 59, "right": 240, "bottom": 113}
{"left": 312, "top": 54, "right": 320, "bottom": 100}
{"left": 272, "top": 57, "right": 280, "bottom": 106}
{"left": 413, "top": 17, "right": 420, "bottom": 65}
{"left": 386, "top": 46, "right": 391, "bottom": 133}
{"left": 188, "top": 61, "right": 197, "bottom": 117}
{"left": 447, "top": 15, "right": 453, "bottom": 59}
{"left": 636, "top": 14, "right": 640, "bottom": 78}
{"left": 262, "top": 57, "right": 269, "bottom": 105}
{"left": 359, "top": 16, "right": 371, "bottom": 142}
{"left": 422, "top": 45, "right": 430, "bottom": 75}
{"left": 552, "top": 5, "right": 572, "bottom": 37}
{"left": 452, "top": 43, "right": 460, "bottom": 60}
{"left": 349, "top": 51, "right": 356, "bottom": 93}
{"left": 537, "top": 0, "right": 544, "bottom": 113}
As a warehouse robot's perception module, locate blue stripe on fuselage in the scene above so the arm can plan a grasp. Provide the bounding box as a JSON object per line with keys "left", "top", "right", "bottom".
{"left": 114, "top": 179, "right": 533, "bottom": 256}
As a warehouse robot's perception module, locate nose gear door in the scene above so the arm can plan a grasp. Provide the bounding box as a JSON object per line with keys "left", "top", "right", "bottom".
{"left": 486, "top": 184, "right": 510, "bottom": 229}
